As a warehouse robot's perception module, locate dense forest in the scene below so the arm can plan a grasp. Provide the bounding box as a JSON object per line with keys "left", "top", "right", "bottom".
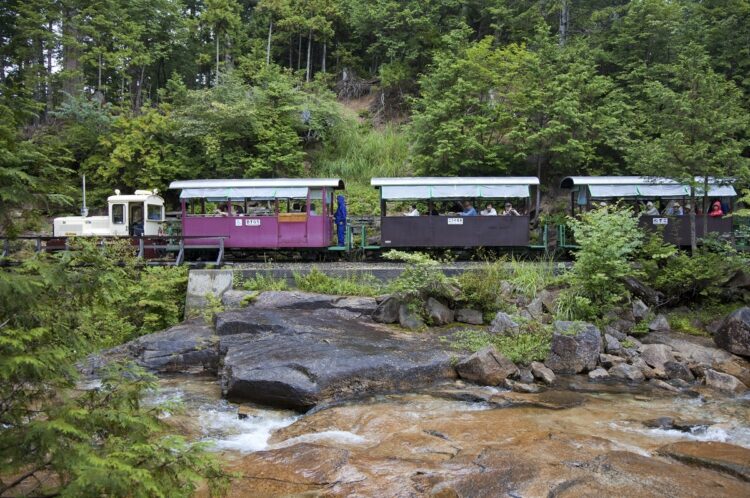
{"left": 1, "top": 0, "right": 750, "bottom": 228}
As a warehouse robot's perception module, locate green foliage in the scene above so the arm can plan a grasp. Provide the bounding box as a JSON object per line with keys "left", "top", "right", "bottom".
{"left": 242, "top": 272, "right": 289, "bottom": 291}
{"left": 132, "top": 266, "right": 190, "bottom": 334}
{"left": 0, "top": 245, "right": 226, "bottom": 496}
{"left": 667, "top": 313, "right": 709, "bottom": 337}
{"left": 202, "top": 292, "right": 225, "bottom": 323}
{"left": 382, "top": 250, "right": 458, "bottom": 306}
{"left": 446, "top": 325, "right": 553, "bottom": 365}
{"left": 458, "top": 260, "right": 512, "bottom": 315}
{"left": 554, "top": 290, "right": 597, "bottom": 322}
{"left": 293, "top": 267, "right": 382, "bottom": 296}
{"left": 508, "top": 258, "right": 555, "bottom": 299}
{"left": 565, "top": 205, "right": 643, "bottom": 312}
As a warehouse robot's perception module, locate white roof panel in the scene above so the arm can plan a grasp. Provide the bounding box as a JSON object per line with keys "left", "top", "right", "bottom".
{"left": 371, "top": 176, "right": 539, "bottom": 187}
{"left": 561, "top": 176, "right": 736, "bottom": 198}
{"left": 179, "top": 187, "right": 309, "bottom": 200}
{"left": 169, "top": 178, "right": 344, "bottom": 190}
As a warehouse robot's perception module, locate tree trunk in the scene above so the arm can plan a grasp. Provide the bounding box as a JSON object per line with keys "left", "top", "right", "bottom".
{"left": 690, "top": 186, "right": 697, "bottom": 253}
{"left": 266, "top": 20, "right": 273, "bottom": 65}
{"left": 289, "top": 35, "right": 293, "bottom": 68}
{"left": 297, "top": 34, "right": 302, "bottom": 70}
{"left": 305, "top": 29, "right": 312, "bottom": 82}
{"left": 134, "top": 65, "right": 145, "bottom": 112}
{"left": 46, "top": 21, "right": 54, "bottom": 116}
{"left": 702, "top": 176, "right": 709, "bottom": 237}
{"left": 559, "top": 0, "right": 569, "bottom": 46}
{"left": 215, "top": 34, "right": 220, "bottom": 83}
{"left": 98, "top": 52, "right": 102, "bottom": 89}
{"left": 321, "top": 40, "right": 326, "bottom": 73}
{"left": 61, "top": 8, "right": 82, "bottom": 96}
{"left": 535, "top": 154, "right": 543, "bottom": 221}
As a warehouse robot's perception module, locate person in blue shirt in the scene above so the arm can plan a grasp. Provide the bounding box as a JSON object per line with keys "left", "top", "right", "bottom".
{"left": 334, "top": 195, "right": 347, "bottom": 246}
{"left": 461, "top": 201, "right": 477, "bottom": 216}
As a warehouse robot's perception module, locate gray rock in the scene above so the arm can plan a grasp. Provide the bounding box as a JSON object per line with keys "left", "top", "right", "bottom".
{"left": 649, "top": 314, "right": 671, "bottom": 332}
{"left": 640, "top": 344, "right": 675, "bottom": 370}
{"left": 499, "top": 281, "right": 514, "bottom": 296}
{"left": 527, "top": 296, "right": 544, "bottom": 319}
{"left": 488, "top": 312, "right": 519, "bottom": 335}
{"left": 89, "top": 320, "right": 219, "bottom": 374}
{"left": 632, "top": 299, "right": 650, "bottom": 322}
{"left": 221, "top": 289, "right": 257, "bottom": 308}
{"left": 398, "top": 304, "right": 424, "bottom": 330}
{"left": 505, "top": 378, "right": 541, "bottom": 393}
{"left": 625, "top": 336, "right": 643, "bottom": 349}
{"left": 426, "top": 297, "right": 454, "bottom": 326}
{"left": 664, "top": 361, "right": 695, "bottom": 382}
{"left": 588, "top": 368, "right": 610, "bottom": 380}
{"left": 649, "top": 378, "right": 681, "bottom": 393}
{"left": 604, "top": 326, "right": 627, "bottom": 340}
{"left": 631, "top": 357, "right": 659, "bottom": 380}
{"left": 714, "top": 307, "right": 750, "bottom": 357}
{"left": 455, "top": 346, "right": 518, "bottom": 386}
{"left": 704, "top": 369, "right": 748, "bottom": 394}
{"left": 713, "top": 358, "right": 750, "bottom": 386}
{"left": 545, "top": 322, "right": 602, "bottom": 374}
{"left": 250, "top": 290, "right": 377, "bottom": 315}
{"left": 538, "top": 289, "right": 560, "bottom": 314}
{"left": 668, "top": 378, "right": 690, "bottom": 389}
{"left": 604, "top": 334, "right": 622, "bottom": 354}
{"left": 455, "top": 308, "right": 483, "bottom": 325}
{"left": 221, "top": 307, "right": 458, "bottom": 411}
{"left": 530, "top": 361, "right": 556, "bottom": 385}
{"left": 599, "top": 353, "right": 625, "bottom": 369}
{"left": 372, "top": 296, "right": 401, "bottom": 324}
{"left": 516, "top": 367, "right": 535, "bottom": 384}
{"left": 611, "top": 319, "right": 636, "bottom": 335}
{"left": 608, "top": 363, "right": 646, "bottom": 383}
{"left": 642, "top": 331, "right": 741, "bottom": 369}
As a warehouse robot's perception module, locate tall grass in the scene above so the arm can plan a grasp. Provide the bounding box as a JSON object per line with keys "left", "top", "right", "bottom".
{"left": 313, "top": 120, "right": 412, "bottom": 182}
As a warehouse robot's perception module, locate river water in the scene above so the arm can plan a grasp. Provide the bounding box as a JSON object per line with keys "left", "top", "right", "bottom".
{"left": 148, "top": 374, "right": 750, "bottom": 496}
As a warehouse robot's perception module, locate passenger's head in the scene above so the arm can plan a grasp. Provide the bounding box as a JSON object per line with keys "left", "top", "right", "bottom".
{"left": 486, "top": 203, "right": 493, "bottom": 210}
{"left": 310, "top": 203, "right": 316, "bottom": 212}
{"left": 411, "top": 204, "right": 417, "bottom": 210}
{"left": 504, "top": 202, "right": 512, "bottom": 210}
{"left": 711, "top": 201, "right": 721, "bottom": 211}
{"left": 464, "top": 201, "right": 472, "bottom": 209}
{"left": 646, "top": 201, "right": 654, "bottom": 208}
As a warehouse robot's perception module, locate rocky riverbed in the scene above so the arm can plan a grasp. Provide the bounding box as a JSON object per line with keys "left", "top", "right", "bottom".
{"left": 85, "top": 290, "right": 750, "bottom": 496}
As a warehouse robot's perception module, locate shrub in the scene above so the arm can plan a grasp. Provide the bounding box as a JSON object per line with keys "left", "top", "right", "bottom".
{"left": 242, "top": 272, "right": 289, "bottom": 291}
{"left": 293, "top": 268, "right": 382, "bottom": 296}
{"left": 508, "top": 256, "right": 556, "bottom": 299}
{"left": 458, "top": 259, "right": 512, "bottom": 314}
{"left": 446, "top": 325, "right": 552, "bottom": 365}
{"left": 554, "top": 290, "right": 597, "bottom": 322}
{"left": 383, "top": 250, "right": 458, "bottom": 305}
{"left": 566, "top": 205, "right": 643, "bottom": 310}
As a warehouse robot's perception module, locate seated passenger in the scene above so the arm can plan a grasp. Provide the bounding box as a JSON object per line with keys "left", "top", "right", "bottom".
{"left": 501, "top": 202, "right": 520, "bottom": 216}
{"left": 292, "top": 202, "right": 301, "bottom": 212}
{"left": 309, "top": 203, "right": 317, "bottom": 216}
{"left": 684, "top": 203, "right": 692, "bottom": 214}
{"left": 664, "top": 201, "right": 683, "bottom": 216}
{"left": 461, "top": 201, "right": 477, "bottom": 217}
{"left": 480, "top": 203, "right": 497, "bottom": 216}
{"left": 708, "top": 200, "right": 724, "bottom": 217}
{"left": 404, "top": 204, "right": 420, "bottom": 216}
{"left": 644, "top": 201, "right": 660, "bottom": 216}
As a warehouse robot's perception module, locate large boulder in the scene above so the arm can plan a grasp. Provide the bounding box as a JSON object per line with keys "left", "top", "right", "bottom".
{"left": 704, "top": 369, "right": 748, "bottom": 394}
{"left": 649, "top": 314, "right": 671, "bottom": 332}
{"left": 398, "top": 304, "right": 425, "bottom": 330}
{"left": 372, "top": 296, "right": 401, "bottom": 324}
{"left": 657, "top": 441, "right": 750, "bottom": 482}
{"left": 544, "top": 322, "right": 602, "bottom": 374}
{"left": 455, "top": 308, "right": 483, "bottom": 325}
{"left": 455, "top": 346, "right": 518, "bottom": 386}
{"left": 640, "top": 344, "right": 675, "bottom": 370}
{"left": 252, "top": 290, "right": 377, "bottom": 315}
{"left": 664, "top": 361, "right": 695, "bottom": 382}
{"left": 714, "top": 307, "right": 750, "bottom": 358}
{"left": 608, "top": 363, "right": 645, "bottom": 383}
{"left": 85, "top": 320, "right": 219, "bottom": 375}
{"left": 426, "top": 297, "right": 454, "bottom": 326}
{"left": 220, "top": 307, "right": 457, "bottom": 411}
{"left": 632, "top": 299, "right": 650, "bottom": 322}
{"left": 530, "top": 361, "right": 556, "bottom": 385}
{"left": 488, "top": 312, "right": 519, "bottom": 335}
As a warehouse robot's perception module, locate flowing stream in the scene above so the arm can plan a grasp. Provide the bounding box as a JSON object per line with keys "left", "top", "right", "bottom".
{"left": 145, "top": 375, "right": 750, "bottom": 496}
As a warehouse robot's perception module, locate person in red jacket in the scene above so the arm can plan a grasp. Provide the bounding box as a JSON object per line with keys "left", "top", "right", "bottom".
{"left": 708, "top": 200, "right": 724, "bottom": 217}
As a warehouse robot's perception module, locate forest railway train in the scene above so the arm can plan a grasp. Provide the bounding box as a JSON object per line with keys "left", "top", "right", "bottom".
{"left": 3, "top": 175, "right": 745, "bottom": 263}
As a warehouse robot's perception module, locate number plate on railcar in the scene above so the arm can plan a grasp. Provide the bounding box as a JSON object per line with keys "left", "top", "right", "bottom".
{"left": 447, "top": 218, "right": 464, "bottom": 225}
{"left": 245, "top": 219, "right": 261, "bottom": 226}
{"left": 652, "top": 218, "right": 668, "bottom": 225}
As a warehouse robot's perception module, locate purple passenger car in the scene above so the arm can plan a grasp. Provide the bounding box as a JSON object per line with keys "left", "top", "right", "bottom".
{"left": 168, "top": 178, "right": 344, "bottom": 249}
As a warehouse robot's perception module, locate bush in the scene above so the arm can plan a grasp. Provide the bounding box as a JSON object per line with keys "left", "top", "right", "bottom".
{"left": 508, "top": 257, "right": 556, "bottom": 299}
{"left": 383, "top": 250, "right": 458, "bottom": 306}
{"left": 242, "top": 272, "right": 289, "bottom": 291}
{"left": 446, "top": 324, "right": 553, "bottom": 365}
{"left": 293, "top": 268, "right": 382, "bottom": 296}
{"left": 566, "top": 205, "right": 643, "bottom": 311}
{"left": 458, "top": 259, "right": 512, "bottom": 314}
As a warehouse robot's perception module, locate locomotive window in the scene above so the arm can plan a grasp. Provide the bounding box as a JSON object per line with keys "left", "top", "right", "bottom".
{"left": 112, "top": 204, "right": 125, "bottom": 224}
{"left": 147, "top": 204, "right": 162, "bottom": 221}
